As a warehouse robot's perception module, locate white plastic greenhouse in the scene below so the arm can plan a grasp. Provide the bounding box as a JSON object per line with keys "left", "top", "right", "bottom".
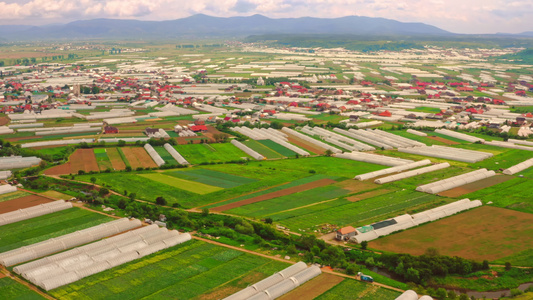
{"left": 484, "top": 141, "right": 533, "bottom": 152}
{"left": 0, "top": 218, "right": 141, "bottom": 266}
{"left": 406, "top": 129, "right": 427, "bottom": 137}
{"left": 164, "top": 143, "right": 189, "bottom": 165}
{"left": 336, "top": 152, "right": 414, "bottom": 167}
{"left": 375, "top": 163, "right": 450, "bottom": 184}
{"left": 0, "top": 184, "right": 16, "bottom": 195}
{"left": 224, "top": 262, "right": 321, "bottom": 300}
{"left": 231, "top": 140, "right": 265, "bottom": 160}
{"left": 144, "top": 144, "right": 165, "bottom": 166}
{"left": 416, "top": 169, "right": 495, "bottom": 194}
{"left": 355, "top": 160, "right": 431, "bottom": 181}
{"left": 0, "top": 126, "right": 14, "bottom": 134}
{"left": 303, "top": 126, "right": 374, "bottom": 151}
{"left": 353, "top": 199, "right": 482, "bottom": 243}
{"left": 398, "top": 145, "right": 493, "bottom": 163}
{"left": 98, "top": 137, "right": 150, "bottom": 143}
{"left": 0, "top": 171, "right": 13, "bottom": 180}
{"left": 434, "top": 129, "right": 484, "bottom": 143}
{"left": 508, "top": 139, "right": 533, "bottom": 147}
{"left": 21, "top": 139, "right": 95, "bottom": 148}
{"left": 0, "top": 200, "right": 72, "bottom": 226}
{"left": 394, "top": 290, "right": 420, "bottom": 300}
{"left": 345, "top": 129, "right": 393, "bottom": 150}
{"left": 0, "top": 156, "right": 42, "bottom": 170}
{"left": 15, "top": 225, "right": 191, "bottom": 291}
{"left": 503, "top": 158, "right": 533, "bottom": 175}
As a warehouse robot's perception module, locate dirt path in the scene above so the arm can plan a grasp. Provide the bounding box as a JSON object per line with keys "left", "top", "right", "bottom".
{"left": 212, "top": 178, "right": 337, "bottom": 212}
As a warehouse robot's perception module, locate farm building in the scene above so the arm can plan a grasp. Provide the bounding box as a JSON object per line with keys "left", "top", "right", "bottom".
{"left": 336, "top": 226, "right": 356, "bottom": 241}
{"left": 104, "top": 126, "right": 119, "bottom": 134}
{"left": 190, "top": 125, "right": 208, "bottom": 132}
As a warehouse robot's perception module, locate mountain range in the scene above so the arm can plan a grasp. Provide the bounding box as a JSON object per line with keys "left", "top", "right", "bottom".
{"left": 0, "top": 14, "right": 455, "bottom": 41}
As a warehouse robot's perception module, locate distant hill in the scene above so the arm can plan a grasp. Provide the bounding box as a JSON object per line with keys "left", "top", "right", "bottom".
{"left": 0, "top": 14, "right": 453, "bottom": 41}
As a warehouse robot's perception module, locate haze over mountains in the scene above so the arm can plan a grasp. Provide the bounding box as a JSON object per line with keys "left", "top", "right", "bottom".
{"left": 0, "top": 14, "right": 454, "bottom": 41}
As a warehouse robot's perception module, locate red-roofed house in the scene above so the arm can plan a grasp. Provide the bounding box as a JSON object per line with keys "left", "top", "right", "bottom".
{"left": 190, "top": 125, "right": 208, "bottom": 132}
{"left": 336, "top": 226, "right": 356, "bottom": 241}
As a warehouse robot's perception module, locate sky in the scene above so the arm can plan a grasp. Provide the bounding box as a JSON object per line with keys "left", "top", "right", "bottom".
{"left": 0, "top": 0, "right": 531, "bottom": 34}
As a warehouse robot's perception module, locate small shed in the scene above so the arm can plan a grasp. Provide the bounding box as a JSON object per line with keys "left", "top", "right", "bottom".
{"left": 336, "top": 226, "right": 356, "bottom": 241}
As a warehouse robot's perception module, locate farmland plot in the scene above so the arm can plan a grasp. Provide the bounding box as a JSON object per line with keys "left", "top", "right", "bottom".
{"left": 106, "top": 147, "right": 126, "bottom": 170}
{"left": 93, "top": 148, "right": 113, "bottom": 171}
{"left": 243, "top": 140, "right": 285, "bottom": 159}
{"left": 49, "top": 240, "right": 290, "bottom": 300}
{"left": 315, "top": 277, "right": 401, "bottom": 300}
{"left": 120, "top": 147, "right": 157, "bottom": 169}
{"left": 0, "top": 194, "right": 52, "bottom": 214}
{"left": 258, "top": 139, "right": 298, "bottom": 157}
{"left": 138, "top": 173, "right": 223, "bottom": 194}
{"left": 173, "top": 143, "right": 251, "bottom": 164}
{"left": 153, "top": 146, "right": 179, "bottom": 165}
{"left": 164, "top": 169, "right": 257, "bottom": 188}
{"left": 463, "top": 177, "right": 533, "bottom": 214}
{"left": 0, "top": 277, "right": 46, "bottom": 300}
{"left": 0, "top": 207, "right": 112, "bottom": 253}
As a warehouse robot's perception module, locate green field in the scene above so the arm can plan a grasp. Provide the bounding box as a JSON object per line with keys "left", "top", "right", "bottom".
{"left": 116, "top": 147, "right": 131, "bottom": 168}
{"left": 243, "top": 140, "right": 285, "bottom": 159}
{"left": 173, "top": 143, "right": 251, "bottom": 164}
{"left": 0, "top": 277, "right": 46, "bottom": 300}
{"left": 226, "top": 185, "right": 350, "bottom": 217}
{"left": 258, "top": 139, "right": 298, "bottom": 157}
{"left": 49, "top": 240, "right": 290, "bottom": 300}
{"left": 93, "top": 148, "right": 113, "bottom": 171}
{"left": 153, "top": 146, "right": 179, "bottom": 165}
{"left": 138, "top": 173, "right": 223, "bottom": 194}
{"left": 270, "top": 190, "right": 445, "bottom": 231}
{"left": 470, "top": 148, "right": 533, "bottom": 170}
{"left": 408, "top": 106, "right": 442, "bottom": 113}
{"left": 462, "top": 177, "right": 533, "bottom": 213}
{"left": 0, "top": 207, "right": 112, "bottom": 253}
{"left": 77, "top": 157, "right": 388, "bottom": 208}
{"left": 315, "top": 278, "right": 401, "bottom": 300}
{"left": 207, "top": 174, "right": 339, "bottom": 209}
{"left": 164, "top": 169, "right": 257, "bottom": 188}
{"left": 0, "top": 191, "right": 31, "bottom": 203}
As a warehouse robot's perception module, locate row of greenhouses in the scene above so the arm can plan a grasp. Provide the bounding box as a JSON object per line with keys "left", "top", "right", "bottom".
{"left": 503, "top": 157, "right": 533, "bottom": 175}
{"left": 21, "top": 138, "right": 95, "bottom": 148}
{"left": 336, "top": 151, "right": 414, "bottom": 167}
{"left": 399, "top": 145, "right": 493, "bottom": 163}
{"left": 224, "top": 262, "right": 321, "bottom": 300}
{"left": 434, "top": 128, "right": 485, "bottom": 143}
{"left": 301, "top": 126, "right": 374, "bottom": 151}
{"left": 484, "top": 140, "right": 533, "bottom": 151}
{"left": 416, "top": 168, "right": 495, "bottom": 194}
{"left": 281, "top": 127, "right": 342, "bottom": 154}
{"left": 0, "top": 184, "right": 16, "bottom": 195}
{"left": 354, "top": 159, "right": 431, "bottom": 181}
{"left": 144, "top": 144, "right": 165, "bottom": 166}
{"left": 232, "top": 127, "right": 310, "bottom": 156}
{"left": 0, "top": 218, "right": 141, "bottom": 266}
{"left": 0, "top": 200, "right": 72, "bottom": 226}
{"left": 353, "top": 199, "right": 482, "bottom": 243}
{"left": 375, "top": 163, "right": 450, "bottom": 184}
{"left": 15, "top": 224, "right": 191, "bottom": 291}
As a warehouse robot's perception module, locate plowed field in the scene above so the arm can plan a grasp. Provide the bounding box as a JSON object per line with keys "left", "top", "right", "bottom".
{"left": 120, "top": 147, "right": 157, "bottom": 169}
{"left": 44, "top": 149, "right": 99, "bottom": 175}
{"left": 278, "top": 273, "right": 344, "bottom": 300}
{"left": 0, "top": 195, "right": 52, "bottom": 214}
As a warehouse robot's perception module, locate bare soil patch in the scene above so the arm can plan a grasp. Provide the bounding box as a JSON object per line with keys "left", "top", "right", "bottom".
{"left": 278, "top": 273, "right": 344, "bottom": 300}
{"left": 0, "top": 195, "right": 53, "bottom": 214}
{"left": 44, "top": 162, "right": 72, "bottom": 175}
{"left": 214, "top": 178, "right": 337, "bottom": 212}
{"left": 370, "top": 206, "right": 533, "bottom": 261}
{"left": 131, "top": 147, "right": 157, "bottom": 168}
{"left": 285, "top": 132, "right": 326, "bottom": 155}
{"left": 347, "top": 189, "right": 392, "bottom": 202}
{"left": 335, "top": 180, "right": 378, "bottom": 193}
{"left": 428, "top": 136, "right": 460, "bottom": 145}
{"left": 439, "top": 175, "right": 513, "bottom": 198}
{"left": 107, "top": 148, "right": 126, "bottom": 170}
{"left": 0, "top": 117, "right": 9, "bottom": 126}
{"left": 0, "top": 52, "right": 61, "bottom": 59}
{"left": 45, "top": 149, "right": 99, "bottom": 175}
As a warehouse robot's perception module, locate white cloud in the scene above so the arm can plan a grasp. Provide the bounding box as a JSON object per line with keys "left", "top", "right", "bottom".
{"left": 0, "top": 0, "right": 531, "bottom": 34}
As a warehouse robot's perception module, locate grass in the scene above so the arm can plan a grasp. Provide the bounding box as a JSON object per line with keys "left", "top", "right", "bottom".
{"left": 0, "top": 277, "right": 46, "bottom": 300}
{"left": 34, "top": 146, "right": 72, "bottom": 160}
{"left": 431, "top": 267, "right": 533, "bottom": 292}
{"left": 153, "top": 146, "right": 179, "bottom": 165}
{"left": 226, "top": 185, "right": 350, "bottom": 217}
{"left": 469, "top": 148, "right": 533, "bottom": 171}
{"left": 138, "top": 173, "right": 223, "bottom": 194}
{"left": 243, "top": 140, "right": 285, "bottom": 159}
{"left": 49, "top": 240, "right": 290, "bottom": 300}
{"left": 174, "top": 143, "right": 251, "bottom": 164}
{"left": 407, "top": 106, "right": 442, "bottom": 113}
{"left": 315, "top": 278, "right": 401, "bottom": 300}
{"left": 0, "top": 207, "right": 112, "bottom": 253}
{"left": 116, "top": 147, "right": 131, "bottom": 168}
{"left": 164, "top": 169, "right": 257, "bottom": 189}
{"left": 258, "top": 139, "right": 298, "bottom": 157}
{"left": 0, "top": 191, "right": 31, "bottom": 203}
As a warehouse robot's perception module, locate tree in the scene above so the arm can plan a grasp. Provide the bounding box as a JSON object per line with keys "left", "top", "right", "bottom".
{"left": 202, "top": 207, "right": 209, "bottom": 216}
{"left": 405, "top": 267, "right": 420, "bottom": 283}
{"left": 98, "top": 188, "right": 109, "bottom": 197}
{"left": 129, "top": 193, "right": 136, "bottom": 202}
{"left": 435, "top": 288, "right": 447, "bottom": 300}
{"left": 324, "top": 149, "right": 333, "bottom": 157}
{"left": 264, "top": 217, "right": 273, "bottom": 224}
{"left": 346, "top": 263, "right": 360, "bottom": 275}
{"left": 425, "top": 247, "right": 439, "bottom": 257}
{"left": 90, "top": 177, "right": 96, "bottom": 186}
{"left": 448, "top": 290, "right": 457, "bottom": 300}
{"left": 482, "top": 260, "right": 489, "bottom": 270}
{"left": 459, "top": 294, "right": 469, "bottom": 300}
{"left": 360, "top": 240, "right": 368, "bottom": 250}
{"left": 118, "top": 140, "right": 126, "bottom": 147}
{"left": 155, "top": 196, "right": 167, "bottom": 206}
{"left": 505, "top": 262, "right": 512, "bottom": 271}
